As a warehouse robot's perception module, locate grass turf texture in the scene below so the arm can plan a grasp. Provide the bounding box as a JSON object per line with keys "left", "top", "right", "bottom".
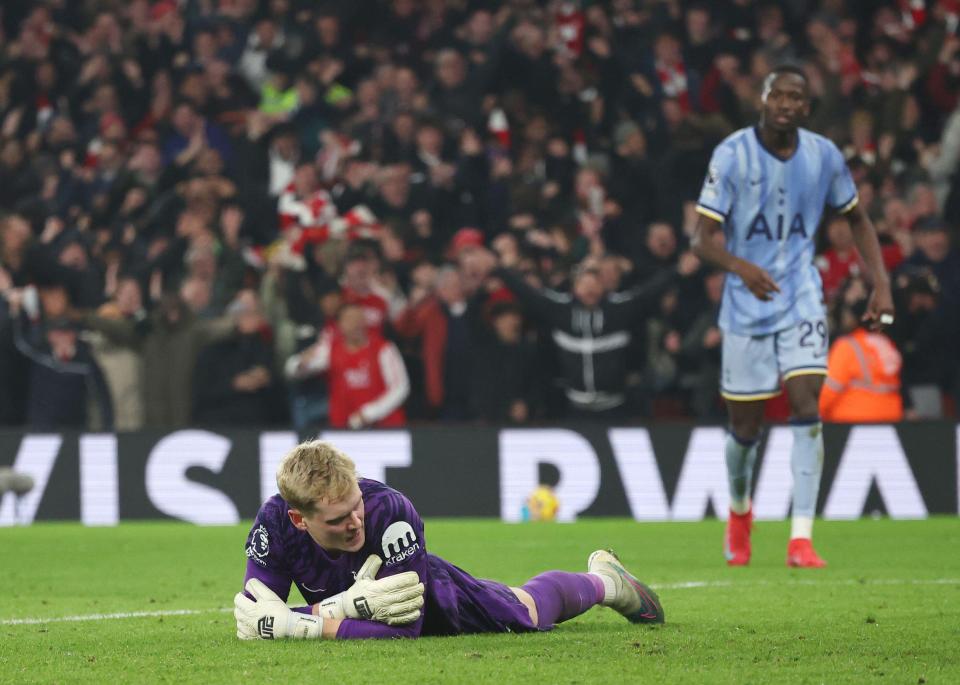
{"left": 1, "top": 519, "right": 958, "bottom": 684}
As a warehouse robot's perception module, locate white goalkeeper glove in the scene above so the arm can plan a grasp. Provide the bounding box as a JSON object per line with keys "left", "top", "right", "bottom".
{"left": 316, "top": 554, "right": 424, "bottom": 625}
{"left": 234, "top": 579, "right": 323, "bottom": 640}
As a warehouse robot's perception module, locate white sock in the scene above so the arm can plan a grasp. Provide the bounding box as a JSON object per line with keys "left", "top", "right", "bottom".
{"left": 589, "top": 572, "right": 618, "bottom": 604}
{"left": 790, "top": 515, "right": 813, "bottom": 540}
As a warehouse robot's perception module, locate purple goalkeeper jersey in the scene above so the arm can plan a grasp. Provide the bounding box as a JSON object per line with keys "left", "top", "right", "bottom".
{"left": 243, "top": 478, "right": 536, "bottom": 638}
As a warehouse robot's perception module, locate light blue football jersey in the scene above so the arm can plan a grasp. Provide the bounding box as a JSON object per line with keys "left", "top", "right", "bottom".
{"left": 696, "top": 126, "right": 857, "bottom": 336}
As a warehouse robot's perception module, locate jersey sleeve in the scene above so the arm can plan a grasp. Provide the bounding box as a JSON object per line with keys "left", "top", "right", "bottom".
{"left": 826, "top": 142, "right": 858, "bottom": 213}
{"left": 696, "top": 142, "right": 738, "bottom": 222}
{"left": 242, "top": 501, "right": 293, "bottom": 601}
{"left": 358, "top": 342, "right": 410, "bottom": 424}
{"left": 336, "top": 489, "right": 428, "bottom": 639}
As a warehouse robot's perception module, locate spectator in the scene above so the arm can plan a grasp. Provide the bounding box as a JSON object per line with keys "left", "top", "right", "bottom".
{"left": 0, "top": 215, "right": 33, "bottom": 287}
{"left": 265, "top": 125, "right": 300, "bottom": 197}
{"left": 340, "top": 249, "right": 399, "bottom": 335}
{"left": 903, "top": 220, "right": 960, "bottom": 410}
{"left": 888, "top": 267, "right": 951, "bottom": 419}
{"left": 640, "top": 285, "right": 684, "bottom": 412}
{"left": 608, "top": 121, "right": 660, "bottom": 232}
{"left": 14, "top": 313, "right": 113, "bottom": 431}
{"left": 179, "top": 273, "right": 215, "bottom": 318}
{"left": 0, "top": 311, "right": 27, "bottom": 425}
{"left": 1, "top": 0, "right": 959, "bottom": 426}
{"left": 162, "top": 100, "right": 234, "bottom": 169}
{"left": 820, "top": 277, "right": 903, "bottom": 423}
{"left": 85, "top": 276, "right": 147, "bottom": 431}
{"left": 285, "top": 302, "right": 409, "bottom": 429}
{"left": 83, "top": 291, "right": 237, "bottom": 429}
{"left": 0, "top": 139, "right": 41, "bottom": 211}
{"left": 275, "top": 162, "right": 337, "bottom": 266}
{"left": 678, "top": 269, "right": 725, "bottom": 419}
{"left": 471, "top": 301, "right": 542, "bottom": 423}
{"left": 906, "top": 220, "right": 960, "bottom": 309}
{"left": 394, "top": 264, "right": 479, "bottom": 420}
{"left": 265, "top": 255, "right": 345, "bottom": 432}
{"left": 817, "top": 215, "right": 861, "bottom": 301}
{"left": 635, "top": 222, "right": 680, "bottom": 275}
{"left": 193, "top": 290, "right": 278, "bottom": 426}
{"left": 1, "top": 282, "right": 68, "bottom": 425}
{"left": 492, "top": 248, "right": 691, "bottom": 419}
{"left": 239, "top": 17, "right": 285, "bottom": 93}
{"left": 429, "top": 49, "right": 483, "bottom": 127}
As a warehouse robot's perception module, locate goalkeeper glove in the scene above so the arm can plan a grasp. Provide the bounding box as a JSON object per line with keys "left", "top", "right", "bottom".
{"left": 316, "top": 554, "right": 424, "bottom": 625}
{"left": 234, "top": 579, "right": 323, "bottom": 640}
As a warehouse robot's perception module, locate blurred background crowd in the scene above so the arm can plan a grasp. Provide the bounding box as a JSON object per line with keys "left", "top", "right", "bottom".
{"left": 0, "top": 0, "right": 958, "bottom": 432}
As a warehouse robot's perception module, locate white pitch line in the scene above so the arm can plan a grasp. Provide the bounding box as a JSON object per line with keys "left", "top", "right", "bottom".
{"left": 3, "top": 579, "right": 959, "bottom": 626}
{"left": 1, "top": 607, "right": 231, "bottom": 626}
{"left": 652, "top": 578, "right": 960, "bottom": 590}
{"left": 653, "top": 581, "right": 734, "bottom": 590}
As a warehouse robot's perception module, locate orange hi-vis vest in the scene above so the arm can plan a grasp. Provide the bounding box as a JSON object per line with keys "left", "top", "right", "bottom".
{"left": 820, "top": 328, "right": 903, "bottom": 423}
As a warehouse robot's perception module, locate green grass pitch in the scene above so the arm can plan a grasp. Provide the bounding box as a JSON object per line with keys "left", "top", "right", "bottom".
{"left": 2, "top": 518, "right": 958, "bottom": 684}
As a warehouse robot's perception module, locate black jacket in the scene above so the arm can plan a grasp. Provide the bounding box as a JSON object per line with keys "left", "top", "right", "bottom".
{"left": 192, "top": 332, "right": 278, "bottom": 426}
{"left": 496, "top": 267, "right": 675, "bottom": 411}
{"left": 14, "top": 319, "right": 113, "bottom": 430}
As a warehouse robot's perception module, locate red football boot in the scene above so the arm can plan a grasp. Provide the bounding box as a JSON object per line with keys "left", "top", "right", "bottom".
{"left": 786, "top": 538, "right": 827, "bottom": 568}
{"left": 724, "top": 509, "right": 752, "bottom": 566}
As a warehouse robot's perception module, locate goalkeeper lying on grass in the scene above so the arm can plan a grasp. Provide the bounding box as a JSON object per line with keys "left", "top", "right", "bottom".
{"left": 234, "top": 440, "right": 664, "bottom": 640}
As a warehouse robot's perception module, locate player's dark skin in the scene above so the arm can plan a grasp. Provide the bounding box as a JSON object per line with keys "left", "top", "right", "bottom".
{"left": 691, "top": 70, "right": 895, "bottom": 440}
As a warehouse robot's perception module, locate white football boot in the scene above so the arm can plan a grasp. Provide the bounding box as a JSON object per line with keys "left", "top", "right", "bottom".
{"left": 588, "top": 549, "right": 665, "bottom": 624}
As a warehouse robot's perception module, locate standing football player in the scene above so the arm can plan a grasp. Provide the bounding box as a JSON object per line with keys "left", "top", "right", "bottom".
{"left": 234, "top": 440, "right": 664, "bottom": 640}
{"left": 691, "top": 65, "right": 894, "bottom": 568}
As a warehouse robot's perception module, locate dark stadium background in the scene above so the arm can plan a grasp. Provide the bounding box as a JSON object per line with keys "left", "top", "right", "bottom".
{"left": 0, "top": 0, "right": 957, "bottom": 435}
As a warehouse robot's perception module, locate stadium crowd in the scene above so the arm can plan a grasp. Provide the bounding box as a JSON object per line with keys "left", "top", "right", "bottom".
{"left": 0, "top": 0, "right": 958, "bottom": 431}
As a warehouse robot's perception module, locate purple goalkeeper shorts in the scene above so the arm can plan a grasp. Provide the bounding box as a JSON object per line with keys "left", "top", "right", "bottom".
{"left": 420, "top": 553, "right": 539, "bottom": 636}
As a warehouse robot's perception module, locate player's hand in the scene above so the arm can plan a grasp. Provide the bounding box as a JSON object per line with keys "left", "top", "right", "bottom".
{"left": 317, "top": 554, "right": 424, "bottom": 626}
{"left": 862, "top": 281, "right": 895, "bottom": 330}
{"left": 234, "top": 579, "right": 323, "bottom": 640}
{"left": 733, "top": 259, "right": 780, "bottom": 301}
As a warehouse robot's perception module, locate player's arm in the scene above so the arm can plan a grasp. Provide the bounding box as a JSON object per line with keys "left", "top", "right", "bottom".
{"left": 235, "top": 518, "right": 332, "bottom": 640}
{"left": 336, "top": 492, "right": 430, "bottom": 640}
{"left": 692, "top": 142, "right": 779, "bottom": 301}
{"left": 332, "top": 543, "right": 429, "bottom": 640}
{"left": 844, "top": 204, "right": 894, "bottom": 329}
{"left": 236, "top": 560, "right": 331, "bottom": 639}
{"left": 825, "top": 140, "right": 893, "bottom": 328}
{"left": 235, "top": 554, "right": 424, "bottom": 640}
{"left": 236, "top": 514, "right": 331, "bottom": 639}
{"left": 691, "top": 213, "right": 780, "bottom": 301}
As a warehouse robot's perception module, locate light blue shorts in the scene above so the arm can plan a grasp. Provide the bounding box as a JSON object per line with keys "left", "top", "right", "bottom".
{"left": 721, "top": 317, "right": 829, "bottom": 401}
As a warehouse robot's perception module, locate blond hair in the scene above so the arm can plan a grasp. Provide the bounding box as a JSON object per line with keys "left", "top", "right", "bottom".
{"left": 276, "top": 440, "right": 357, "bottom": 514}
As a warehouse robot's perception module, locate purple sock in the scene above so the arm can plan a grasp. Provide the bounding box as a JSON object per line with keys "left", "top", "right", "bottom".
{"left": 521, "top": 571, "right": 605, "bottom": 629}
